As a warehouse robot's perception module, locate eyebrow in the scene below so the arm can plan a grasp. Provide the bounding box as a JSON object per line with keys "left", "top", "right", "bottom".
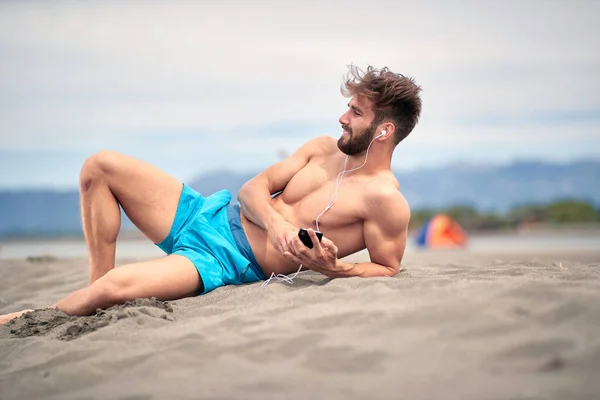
{"left": 348, "top": 103, "right": 363, "bottom": 114}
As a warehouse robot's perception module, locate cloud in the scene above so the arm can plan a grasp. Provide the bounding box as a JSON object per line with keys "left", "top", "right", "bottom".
{"left": 0, "top": 0, "right": 599, "bottom": 188}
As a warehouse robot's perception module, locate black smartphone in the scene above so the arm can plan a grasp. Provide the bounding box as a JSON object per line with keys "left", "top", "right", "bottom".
{"left": 298, "top": 228, "right": 323, "bottom": 249}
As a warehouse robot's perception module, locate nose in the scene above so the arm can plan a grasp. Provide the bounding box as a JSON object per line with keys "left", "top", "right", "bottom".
{"left": 339, "top": 110, "right": 349, "bottom": 126}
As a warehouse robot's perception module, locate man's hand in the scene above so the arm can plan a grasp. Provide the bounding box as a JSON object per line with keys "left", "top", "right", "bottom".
{"left": 282, "top": 228, "right": 347, "bottom": 277}
{"left": 268, "top": 219, "right": 303, "bottom": 256}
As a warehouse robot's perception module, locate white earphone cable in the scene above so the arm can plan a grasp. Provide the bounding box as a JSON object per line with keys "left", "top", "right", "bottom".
{"left": 262, "top": 131, "right": 384, "bottom": 287}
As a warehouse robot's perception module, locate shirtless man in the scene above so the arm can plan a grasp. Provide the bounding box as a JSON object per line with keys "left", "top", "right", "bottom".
{"left": 0, "top": 65, "right": 422, "bottom": 324}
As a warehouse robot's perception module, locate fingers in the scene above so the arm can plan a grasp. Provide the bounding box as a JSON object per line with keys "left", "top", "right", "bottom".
{"left": 279, "top": 239, "right": 290, "bottom": 255}
{"left": 307, "top": 229, "right": 323, "bottom": 251}
{"left": 280, "top": 227, "right": 339, "bottom": 267}
{"left": 290, "top": 233, "right": 304, "bottom": 256}
{"left": 283, "top": 251, "right": 303, "bottom": 265}
{"left": 285, "top": 235, "right": 296, "bottom": 255}
{"left": 320, "top": 236, "right": 338, "bottom": 254}
{"left": 277, "top": 228, "right": 300, "bottom": 256}
{"left": 284, "top": 232, "right": 310, "bottom": 264}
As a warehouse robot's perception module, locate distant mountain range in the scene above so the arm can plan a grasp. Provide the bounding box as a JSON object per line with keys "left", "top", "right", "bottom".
{"left": 0, "top": 160, "right": 598, "bottom": 237}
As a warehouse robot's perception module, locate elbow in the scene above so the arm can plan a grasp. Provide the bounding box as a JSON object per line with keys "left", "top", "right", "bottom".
{"left": 387, "top": 269, "right": 400, "bottom": 277}
{"left": 239, "top": 177, "right": 273, "bottom": 204}
{"left": 238, "top": 180, "right": 255, "bottom": 204}
{"left": 237, "top": 183, "right": 249, "bottom": 204}
{"left": 387, "top": 264, "right": 401, "bottom": 277}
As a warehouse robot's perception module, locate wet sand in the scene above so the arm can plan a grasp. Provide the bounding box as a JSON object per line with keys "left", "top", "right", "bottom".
{"left": 1, "top": 248, "right": 600, "bottom": 399}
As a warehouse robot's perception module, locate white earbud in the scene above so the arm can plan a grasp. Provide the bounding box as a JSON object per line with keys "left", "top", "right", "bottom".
{"left": 375, "top": 129, "right": 387, "bottom": 139}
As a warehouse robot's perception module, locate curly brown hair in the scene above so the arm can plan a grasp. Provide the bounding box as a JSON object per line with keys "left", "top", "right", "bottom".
{"left": 341, "top": 65, "right": 422, "bottom": 145}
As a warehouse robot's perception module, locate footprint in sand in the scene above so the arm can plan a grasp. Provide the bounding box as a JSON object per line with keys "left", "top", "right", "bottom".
{"left": 5, "top": 298, "right": 174, "bottom": 341}
{"left": 490, "top": 337, "right": 574, "bottom": 373}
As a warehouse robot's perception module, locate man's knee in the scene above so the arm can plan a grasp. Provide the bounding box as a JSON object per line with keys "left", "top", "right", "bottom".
{"left": 80, "top": 151, "right": 122, "bottom": 191}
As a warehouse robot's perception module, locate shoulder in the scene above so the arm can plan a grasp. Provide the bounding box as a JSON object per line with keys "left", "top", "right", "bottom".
{"left": 293, "top": 135, "right": 337, "bottom": 160}
{"left": 364, "top": 177, "right": 411, "bottom": 231}
{"left": 311, "top": 135, "right": 339, "bottom": 154}
{"left": 278, "top": 135, "right": 336, "bottom": 164}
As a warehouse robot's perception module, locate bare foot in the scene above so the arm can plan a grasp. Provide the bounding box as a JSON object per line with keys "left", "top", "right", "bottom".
{"left": 0, "top": 310, "right": 34, "bottom": 324}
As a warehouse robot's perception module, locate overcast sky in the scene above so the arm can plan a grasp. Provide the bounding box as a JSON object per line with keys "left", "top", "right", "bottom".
{"left": 0, "top": 0, "right": 598, "bottom": 189}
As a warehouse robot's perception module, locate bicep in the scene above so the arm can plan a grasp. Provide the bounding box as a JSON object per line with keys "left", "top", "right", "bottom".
{"left": 363, "top": 195, "right": 410, "bottom": 274}
{"left": 243, "top": 136, "right": 328, "bottom": 195}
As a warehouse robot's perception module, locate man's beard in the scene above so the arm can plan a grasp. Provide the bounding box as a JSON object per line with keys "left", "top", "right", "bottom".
{"left": 337, "top": 121, "right": 377, "bottom": 156}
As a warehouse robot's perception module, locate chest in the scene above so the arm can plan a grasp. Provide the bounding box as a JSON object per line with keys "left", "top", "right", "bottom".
{"left": 280, "top": 158, "right": 367, "bottom": 230}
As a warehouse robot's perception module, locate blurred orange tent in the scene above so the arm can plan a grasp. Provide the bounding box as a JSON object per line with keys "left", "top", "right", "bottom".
{"left": 415, "top": 214, "right": 468, "bottom": 248}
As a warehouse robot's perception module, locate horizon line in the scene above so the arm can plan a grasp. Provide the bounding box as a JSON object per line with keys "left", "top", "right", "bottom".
{"left": 1, "top": 157, "right": 598, "bottom": 192}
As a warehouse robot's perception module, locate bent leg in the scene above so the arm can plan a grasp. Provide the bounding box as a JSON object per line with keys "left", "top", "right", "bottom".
{"left": 80, "top": 151, "right": 184, "bottom": 283}
{"left": 54, "top": 254, "right": 202, "bottom": 316}
{"left": 0, "top": 255, "right": 201, "bottom": 324}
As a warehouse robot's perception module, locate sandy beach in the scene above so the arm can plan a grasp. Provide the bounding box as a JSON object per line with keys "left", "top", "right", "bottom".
{"left": 1, "top": 246, "right": 600, "bottom": 400}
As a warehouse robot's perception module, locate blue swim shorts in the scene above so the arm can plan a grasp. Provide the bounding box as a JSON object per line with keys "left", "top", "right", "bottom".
{"left": 156, "top": 184, "right": 266, "bottom": 294}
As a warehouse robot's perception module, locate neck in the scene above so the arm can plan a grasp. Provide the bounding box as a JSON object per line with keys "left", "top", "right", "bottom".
{"left": 344, "top": 145, "right": 392, "bottom": 174}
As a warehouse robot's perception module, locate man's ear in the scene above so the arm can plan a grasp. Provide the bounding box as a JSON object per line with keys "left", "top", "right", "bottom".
{"left": 380, "top": 123, "right": 396, "bottom": 139}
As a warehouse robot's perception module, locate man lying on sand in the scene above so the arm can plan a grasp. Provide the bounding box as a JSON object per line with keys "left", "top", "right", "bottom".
{"left": 0, "top": 66, "right": 422, "bottom": 324}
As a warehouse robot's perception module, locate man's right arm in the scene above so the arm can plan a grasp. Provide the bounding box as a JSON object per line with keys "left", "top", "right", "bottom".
{"left": 237, "top": 136, "right": 327, "bottom": 231}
